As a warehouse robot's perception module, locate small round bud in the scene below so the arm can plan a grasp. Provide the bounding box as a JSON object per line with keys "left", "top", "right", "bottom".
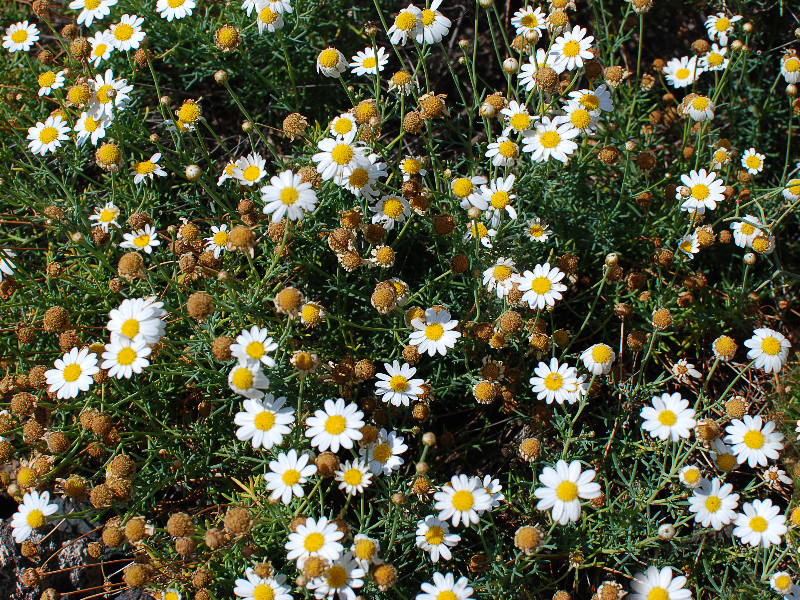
{"left": 743, "top": 252, "right": 756, "bottom": 265}
{"left": 787, "top": 84, "right": 798, "bottom": 97}
{"left": 185, "top": 165, "right": 202, "bottom": 180}
{"left": 214, "top": 70, "right": 228, "bottom": 83}
{"left": 422, "top": 432, "right": 436, "bottom": 446}
{"left": 658, "top": 523, "right": 676, "bottom": 541}
{"left": 605, "top": 253, "right": 619, "bottom": 266}
{"left": 242, "top": 120, "right": 254, "bottom": 132}
{"left": 160, "top": 95, "right": 172, "bottom": 106}
{"left": 502, "top": 57, "right": 519, "bottom": 74}
{"left": 415, "top": 461, "right": 428, "bottom": 474}
{"left": 467, "top": 206, "right": 481, "bottom": 219}
{"left": 742, "top": 22, "right": 753, "bottom": 33}
{"left": 625, "top": 140, "right": 636, "bottom": 152}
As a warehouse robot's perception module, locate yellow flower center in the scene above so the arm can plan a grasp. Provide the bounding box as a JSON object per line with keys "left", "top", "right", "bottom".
{"left": 164, "top": 593, "right": 180, "bottom": 600}
{"left": 716, "top": 453, "right": 736, "bottom": 471}
{"left": 361, "top": 56, "right": 376, "bottom": 68}
{"left": 96, "top": 84, "right": 114, "bottom": 104}
{"left": 714, "top": 336, "right": 736, "bottom": 357}
{"left": 683, "top": 468, "right": 700, "bottom": 484}
{"left": 424, "top": 323, "right": 444, "bottom": 341}
{"left": 325, "top": 415, "right": 347, "bottom": 435}
{"left": 391, "top": 71, "right": 412, "bottom": 86}
{"left": 135, "top": 161, "right": 155, "bottom": 175}
{"left": 493, "top": 265, "right": 512, "bottom": 281}
{"left": 133, "top": 234, "right": 151, "bottom": 248}
{"left": 348, "top": 167, "right": 369, "bottom": 188}
{"left": 676, "top": 68, "right": 690, "bottom": 79}
{"left": 749, "top": 516, "right": 768, "bottom": 533}
{"left": 579, "top": 94, "right": 599, "bottom": 110}
{"left": 62, "top": 363, "right": 83, "bottom": 382}
{"left": 395, "top": 11, "right": 418, "bottom": 31}
{"left": 680, "top": 240, "right": 694, "bottom": 253}
{"left": 375, "top": 247, "right": 394, "bottom": 265}
{"left": 425, "top": 525, "right": 445, "bottom": 545}
{"left": 17, "top": 467, "right": 37, "bottom": 487}
{"left": 213, "top": 231, "right": 229, "bottom": 246}
{"left": 562, "top": 39, "right": 581, "bottom": 58}
{"left": 84, "top": 116, "right": 101, "bottom": 133}
{"left": 530, "top": 276, "right": 551, "bottom": 294}
{"left": 39, "top": 127, "right": 59, "bottom": 144}
{"left": 761, "top": 336, "right": 782, "bottom": 356}
{"left": 253, "top": 585, "right": 274, "bottom": 600}
{"left": 382, "top": 198, "right": 404, "bottom": 219}
{"left": 544, "top": 373, "right": 563, "bottom": 390}
{"left": 707, "top": 52, "right": 723, "bottom": 66}
{"left": 451, "top": 490, "right": 474, "bottom": 511}
{"left": 775, "top": 575, "right": 791, "bottom": 590}
{"left": 509, "top": 112, "right": 531, "bottom": 130}
{"left": 26, "top": 509, "right": 46, "bottom": 529}
{"left": 343, "top": 468, "right": 363, "bottom": 486}
{"left": 254, "top": 411, "right": 275, "bottom": 431}
{"left": 372, "top": 443, "right": 391, "bottom": 463}
{"left": 490, "top": 191, "right": 509, "bottom": 209}
{"left": 280, "top": 187, "right": 299, "bottom": 205}
{"left": 98, "top": 144, "right": 121, "bottom": 165}
{"left": 704, "top": 496, "right": 721, "bottom": 513}
{"left": 114, "top": 23, "right": 135, "bottom": 41}
{"left": 421, "top": 9, "right": 436, "bottom": 26}
{"left": 330, "top": 144, "right": 354, "bottom": 165}
{"left": 353, "top": 538, "right": 376, "bottom": 560}
{"left": 713, "top": 149, "right": 728, "bottom": 163}
{"left": 11, "top": 30, "right": 28, "bottom": 44}
{"left": 452, "top": 178, "right": 473, "bottom": 198}
{"left": 168, "top": 0, "right": 186, "bottom": 6}
{"left": 295, "top": 352, "right": 314, "bottom": 370}
{"left": 743, "top": 430, "right": 764, "bottom": 449}
{"left": 304, "top": 532, "right": 325, "bottom": 552}
{"left": 39, "top": 71, "right": 56, "bottom": 88}
{"left": 231, "top": 367, "right": 254, "bottom": 390}
{"left": 438, "top": 593, "right": 457, "bottom": 600}
{"left": 570, "top": 109, "right": 591, "bottom": 129}
{"left": 692, "top": 96, "right": 709, "bottom": 110}
{"left": 178, "top": 103, "right": 200, "bottom": 123}
{"left": 714, "top": 17, "right": 730, "bottom": 31}
{"left": 85, "top": 0, "right": 101, "bottom": 9}
{"left": 333, "top": 118, "right": 353, "bottom": 135}
{"left": 591, "top": 345, "right": 612, "bottom": 363}
{"left": 647, "top": 589, "right": 668, "bottom": 600}
{"left": 93, "top": 43, "right": 108, "bottom": 57}
{"left": 555, "top": 480, "right": 578, "bottom": 502}
{"left": 389, "top": 374, "right": 409, "bottom": 392}
{"left": 498, "top": 140, "right": 518, "bottom": 158}
{"left": 788, "top": 180, "right": 800, "bottom": 194}
{"left": 402, "top": 158, "right": 421, "bottom": 174}
{"left": 658, "top": 410, "right": 677, "bottom": 426}
{"left": 752, "top": 236, "right": 770, "bottom": 253}
{"left": 529, "top": 224, "right": 544, "bottom": 238}
{"left": 318, "top": 48, "right": 340, "bottom": 68}
{"left": 116, "top": 347, "right": 137, "bottom": 366}
{"left": 326, "top": 565, "right": 348, "bottom": 589}
{"left": 520, "top": 14, "right": 538, "bottom": 27}
{"left": 282, "top": 469, "right": 301, "bottom": 486}
{"left": 242, "top": 165, "right": 261, "bottom": 181}
{"left": 302, "top": 304, "right": 320, "bottom": 322}
{"left": 786, "top": 58, "right": 800, "bottom": 73}
{"left": 259, "top": 6, "right": 278, "bottom": 23}
{"left": 539, "top": 131, "right": 561, "bottom": 149}
{"left": 471, "top": 223, "right": 488, "bottom": 239}
{"left": 746, "top": 155, "right": 762, "bottom": 169}
{"left": 691, "top": 183, "right": 709, "bottom": 200}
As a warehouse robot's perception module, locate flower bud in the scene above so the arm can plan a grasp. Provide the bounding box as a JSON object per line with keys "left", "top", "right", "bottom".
{"left": 185, "top": 165, "right": 202, "bottom": 181}
{"left": 214, "top": 70, "right": 228, "bottom": 83}
{"left": 502, "top": 57, "right": 519, "bottom": 74}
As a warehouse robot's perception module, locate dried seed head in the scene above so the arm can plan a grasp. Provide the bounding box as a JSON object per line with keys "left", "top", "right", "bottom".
{"left": 402, "top": 111, "right": 424, "bottom": 134}
{"left": 23, "top": 419, "right": 44, "bottom": 443}
{"left": 652, "top": 308, "right": 672, "bottom": 331}
{"left": 43, "top": 306, "right": 69, "bottom": 332}
{"left": 227, "top": 225, "right": 256, "bottom": 253}
{"left": 691, "top": 39, "right": 710, "bottom": 56}
{"left": 89, "top": 484, "right": 113, "bottom": 508}
{"left": 282, "top": 113, "right": 308, "bottom": 140}
{"left": 473, "top": 381, "right": 496, "bottom": 404}
{"left": 118, "top": 252, "right": 144, "bottom": 281}
{"left": 412, "top": 402, "right": 430, "bottom": 422}
{"left": 598, "top": 146, "right": 619, "bottom": 165}
{"left": 211, "top": 336, "right": 234, "bottom": 361}
{"left": 204, "top": 528, "right": 228, "bottom": 548}
{"left": 373, "top": 564, "right": 398, "bottom": 591}
{"left": 125, "top": 518, "right": 147, "bottom": 542}
{"left": 725, "top": 396, "right": 747, "bottom": 419}
{"left": 47, "top": 431, "right": 69, "bottom": 454}
{"left": 432, "top": 214, "right": 456, "bottom": 236}
{"left": 167, "top": 512, "right": 195, "bottom": 537}
{"left": 603, "top": 65, "right": 630, "bottom": 88}
{"left": 187, "top": 292, "right": 214, "bottom": 321}
{"left": 497, "top": 311, "right": 522, "bottom": 335}
{"left": 315, "top": 452, "right": 340, "bottom": 478}
{"left": 70, "top": 36, "right": 89, "bottom": 60}
{"left": 175, "top": 536, "right": 197, "bottom": 556}
{"left": 514, "top": 526, "right": 542, "bottom": 555}
{"left": 123, "top": 564, "right": 152, "bottom": 588}
{"left": 11, "top": 392, "right": 35, "bottom": 416}
{"left": 102, "top": 524, "right": 124, "bottom": 547}
{"left": 402, "top": 344, "right": 420, "bottom": 365}
{"left": 354, "top": 359, "right": 376, "bottom": 381}
{"left": 193, "top": 570, "right": 212, "bottom": 589}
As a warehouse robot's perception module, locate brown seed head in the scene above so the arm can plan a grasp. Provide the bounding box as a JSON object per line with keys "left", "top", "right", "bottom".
{"left": 726, "top": 396, "right": 747, "bottom": 419}
{"left": 23, "top": 419, "right": 44, "bottom": 443}
{"left": 102, "top": 524, "right": 124, "bottom": 547}
{"left": 535, "top": 66, "right": 558, "bottom": 89}
{"left": 514, "top": 525, "right": 542, "bottom": 555}
{"left": 125, "top": 518, "right": 147, "bottom": 542}
{"left": 47, "top": 431, "right": 69, "bottom": 454}
{"left": 70, "top": 36, "right": 89, "bottom": 60}
{"left": 652, "top": 308, "right": 672, "bottom": 330}
{"left": 204, "top": 528, "right": 228, "bottom": 548}
{"left": 167, "top": 512, "right": 195, "bottom": 537}
{"left": 403, "top": 111, "right": 424, "bottom": 134}
{"left": 123, "top": 564, "right": 152, "bottom": 588}
{"left": 373, "top": 564, "right": 398, "bottom": 591}
{"left": 89, "top": 484, "right": 113, "bottom": 508}
{"left": 118, "top": 252, "right": 145, "bottom": 281}
{"left": 187, "top": 291, "right": 214, "bottom": 321}
{"left": 282, "top": 113, "right": 308, "bottom": 140}
{"left": 43, "top": 306, "right": 69, "bottom": 332}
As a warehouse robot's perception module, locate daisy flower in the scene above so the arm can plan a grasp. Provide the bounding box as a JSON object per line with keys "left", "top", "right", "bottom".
{"left": 336, "top": 154, "right": 387, "bottom": 199}
{"left": 711, "top": 438, "right": 738, "bottom": 472}
{"left": 671, "top": 359, "right": 701, "bottom": 383}
{"left": 335, "top": 459, "right": 372, "bottom": 495}
{"left": 485, "top": 137, "right": 519, "bottom": 167}
{"left": 400, "top": 156, "right": 427, "bottom": 180}
{"left": 350, "top": 535, "right": 382, "bottom": 571}
{"left": 409, "top": 307, "right": 461, "bottom": 357}
{"left": 258, "top": 0, "right": 293, "bottom": 15}
{"left": 451, "top": 175, "right": 487, "bottom": 207}
{"left": 511, "top": 6, "right": 546, "bottom": 38}
{"left": 234, "top": 569, "right": 292, "bottom": 600}
{"left": 89, "top": 69, "right": 134, "bottom": 119}
{"left": 27, "top": 116, "right": 70, "bottom": 156}
{"left": 733, "top": 499, "right": 787, "bottom": 548}
{"left": 558, "top": 101, "right": 599, "bottom": 134}
{"left": 640, "top": 392, "right": 696, "bottom": 442}
{"left": 581, "top": 344, "right": 615, "bottom": 375}
{"left": 88, "top": 30, "right": 115, "bottom": 67}
{"left": 501, "top": 100, "right": 535, "bottom": 135}
{"left": 264, "top": 449, "right": 317, "bottom": 504}
{"left": 686, "top": 95, "right": 714, "bottom": 121}
{"left": 463, "top": 220, "right": 497, "bottom": 248}
{"left": 551, "top": 25, "right": 594, "bottom": 70}
{"left": 132, "top": 153, "right": 167, "bottom": 184}
{"left": 160, "top": 590, "right": 180, "bottom": 600}
{"left": 415, "top": 516, "right": 460, "bottom": 562}
{"left": 730, "top": 214, "right": 761, "bottom": 247}
{"left": 233, "top": 152, "right": 267, "bottom": 186}
{"left": 37, "top": 70, "right": 65, "bottom": 97}
{"left": 69, "top": 0, "right": 117, "bottom": 26}
{"left": 121, "top": 224, "right": 160, "bottom": 254}
{"left": 313, "top": 131, "right": 370, "bottom": 181}
{"left": 45, "top": 348, "right": 100, "bottom": 400}
{"left": 3, "top": 21, "right": 39, "bottom": 53}
{"left": 763, "top": 465, "right": 792, "bottom": 489}
{"left": 306, "top": 398, "right": 364, "bottom": 452}
{"left": 360, "top": 428, "right": 407, "bottom": 476}
{"left": 10, "top": 490, "right": 59, "bottom": 543}
{"left": 369, "top": 195, "right": 410, "bottom": 230}
{"left": 374, "top": 360, "right": 424, "bottom": 406}
{"left": 417, "top": 573, "right": 473, "bottom": 600}
{"left": 205, "top": 225, "right": 229, "bottom": 258}
{"left": 741, "top": 148, "right": 765, "bottom": 174}
{"left": 234, "top": 394, "right": 294, "bottom": 449}
{"left": 678, "top": 465, "right": 704, "bottom": 489}
{"left": 783, "top": 179, "right": 800, "bottom": 201}
{"left": 109, "top": 14, "right": 146, "bottom": 51}
{"left": 316, "top": 47, "right": 348, "bottom": 77}
{"left": 308, "top": 552, "right": 365, "bottom": 600}
{"left": 781, "top": 52, "right": 800, "bottom": 84}
{"left": 434, "top": 474, "right": 492, "bottom": 528}
{"left": 0, "top": 249, "right": 16, "bottom": 282}
{"left": 677, "top": 168, "right": 724, "bottom": 214}
{"left": 744, "top": 328, "right": 791, "bottom": 373}
{"left": 688, "top": 477, "right": 739, "bottom": 530}
{"left": 724, "top": 415, "right": 784, "bottom": 468}
{"left": 770, "top": 572, "right": 794, "bottom": 595}
{"left": 568, "top": 85, "right": 614, "bottom": 112}
{"left": 107, "top": 297, "right": 165, "bottom": 344}
{"left": 699, "top": 44, "right": 728, "bottom": 72}
{"left": 388, "top": 5, "right": 422, "bottom": 46}
{"left": 350, "top": 46, "right": 388, "bottom": 75}
{"left": 256, "top": 6, "right": 284, "bottom": 34}
{"left": 534, "top": 459, "right": 601, "bottom": 525}
{"left": 518, "top": 262, "right": 567, "bottom": 309}
{"left": 329, "top": 113, "right": 358, "bottom": 139}
{"left": 520, "top": 49, "right": 568, "bottom": 91}
{"left": 522, "top": 116, "right": 579, "bottom": 163}
{"left": 663, "top": 56, "right": 698, "bottom": 88}
{"left": 525, "top": 218, "right": 552, "bottom": 242}
{"left": 530, "top": 357, "right": 580, "bottom": 405}
{"left": 228, "top": 362, "right": 270, "bottom": 399}
{"left": 483, "top": 257, "right": 519, "bottom": 299}
{"left": 416, "top": 0, "right": 451, "bottom": 44}
{"left": 475, "top": 175, "right": 518, "bottom": 221}
{"left": 481, "top": 475, "right": 504, "bottom": 508}
{"left": 75, "top": 112, "right": 109, "bottom": 146}
{"left": 677, "top": 233, "right": 699, "bottom": 258}
{"left": 261, "top": 169, "right": 318, "bottom": 222}
{"left": 101, "top": 337, "right": 151, "bottom": 379}
{"left": 157, "top": 0, "right": 195, "bottom": 21}
{"left": 628, "top": 566, "right": 691, "bottom": 600}
{"left": 285, "top": 516, "right": 344, "bottom": 562}
{"left": 705, "top": 13, "right": 741, "bottom": 45}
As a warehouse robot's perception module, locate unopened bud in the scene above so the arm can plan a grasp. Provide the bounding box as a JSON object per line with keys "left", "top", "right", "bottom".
{"left": 185, "top": 165, "right": 202, "bottom": 181}
{"left": 502, "top": 57, "right": 519, "bottom": 74}
{"left": 214, "top": 70, "right": 228, "bottom": 83}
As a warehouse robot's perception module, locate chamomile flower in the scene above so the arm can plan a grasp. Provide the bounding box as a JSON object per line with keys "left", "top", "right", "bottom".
{"left": 3, "top": 21, "right": 39, "bottom": 53}
{"left": 451, "top": 175, "right": 487, "bottom": 207}
{"left": 88, "top": 30, "right": 115, "bottom": 66}
{"left": 308, "top": 552, "right": 365, "bottom": 600}
{"left": 629, "top": 566, "right": 691, "bottom": 600}
{"left": 10, "top": 490, "right": 58, "bottom": 543}
{"left": 157, "top": 0, "right": 195, "bottom": 21}
{"left": 783, "top": 179, "right": 800, "bottom": 201}
{"left": 699, "top": 44, "right": 728, "bottom": 72}
{"left": 640, "top": 392, "right": 696, "bottom": 442}
{"left": 781, "top": 53, "right": 800, "bottom": 84}
{"left": 688, "top": 477, "right": 739, "bottom": 530}
{"left": 90, "top": 69, "right": 134, "bottom": 118}
{"left": 350, "top": 46, "right": 388, "bottom": 76}
{"left": 261, "top": 169, "right": 319, "bottom": 222}
{"left": 264, "top": 449, "right": 316, "bottom": 504}
{"left": 558, "top": 101, "right": 599, "bottom": 134}
{"left": 518, "top": 263, "right": 567, "bottom": 310}
{"left": 101, "top": 337, "right": 151, "bottom": 379}
{"left": 69, "top": 0, "right": 117, "bottom": 26}
{"left": 705, "top": 13, "right": 741, "bottom": 46}
{"left": 234, "top": 569, "right": 292, "bottom": 600}
{"left": 108, "top": 14, "right": 146, "bottom": 52}
{"left": 417, "top": 573, "right": 474, "bottom": 600}
{"left": 316, "top": 47, "right": 348, "bottom": 77}
{"left": 121, "top": 224, "right": 160, "bottom": 254}
{"left": 335, "top": 459, "right": 372, "bottom": 495}
{"left": 733, "top": 499, "right": 787, "bottom": 548}
{"left": 336, "top": 154, "right": 387, "bottom": 199}
{"left": 107, "top": 298, "right": 165, "bottom": 344}
{"left": 132, "top": 153, "right": 167, "bottom": 184}
{"left": 511, "top": 6, "right": 546, "bottom": 38}
{"left": 481, "top": 475, "right": 504, "bottom": 508}
{"left": 0, "top": 249, "right": 16, "bottom": 282}
{"left": 710, "top": 145, "right": 731, "bottom": 169}
{"left": 724, "top": 415, "right": 784, "bottom": 468}
{"left": 463, "top": 221, "right": 497, "bottom": 248}
{"left": 525, "top": 218, "right": 552, "bottom": 242}
{"left": 772, "top": 574, "right": 795, "bottom": 596}
{"left": 349, "top": 535, "right": 382, "bottom": 572}
{"left": 728, "top": 214, "right": 760, "bottom": 247}
{"left": 483, "top": 257, "right": 519, "bottom": 299}
{"left": 409, "top": 307, "right": 461, "bottom": 357}
{"left": 530, "top": 357, "right": 580, "bottom": 405}
{"left": 313, "top": 132, "right": 370, "bottom": 181}
{"left": 234, "top": 394, "right": 293, "bottom": 449}
{"left": 360, "top": 429, "right": 407, "bottom": 476}
{"left": 258, "top": 0, "right": 293, "bottom": 14}
{"left": 285, "top": 516, "right": 344, "bottom": 562}
{"left": 375, "top": 361, "right": 424, "bottom": 406}
{"left": 233, "top": 153, "right": 267, "bottom": 186}
{"left": 677, "top": 233, "right": 699, "bottom": 259}
{"left": 711, "top": 438, "right": 738, "bottom": 472}
{"left": 204, "top": 225, "right": 229, "bottom": 258}
{"left": 485, "top": 137, "right": 520, "bottom": 167}
{"left": 501, "top": 101, "right": 535, "bottom": 135}
{"left": 678, "top": 465, "right": 704, "bottom": 488}
{"left": 416, "top": 0, "right": 451, "bottom": 44}
{"left": 329, "top": 114, "right": 358, "bottom": 139}
{"left": 677, "top": 168, "right": 725, "bottom": 214}
{"left": 475, "top": 175, "right": 518, "bottom": 221}
{"left": 369, "top": 195, "right": 410, "bottom": 230}
{"left": 663, "top": 56, "right": 698, "bottom": 89}
{"left": 581, "top": 344, "right": 615, "bottom": 375}
{"left": 741, "top": 148, "right": 765, "bottom": 174}
{"left": 686, "top": 95, "right": 714, "bottom": 121}
{"left": 518, "top": 48, "right": 567, "bottom": 91}
{"left": 434, "top": 474, "right": 492, "bottom": 528}
{"left": 416, "top": 516, "right": 460, "bottom": 562}
{"left": 306, "top": 398, "right": 365, "bottom": 452}
{"left": 256, "top": 6, "right": 284, "bottom": 33}
{"left": 75, "top": 112, "right": 108, "bottom": 146}
{"left": 568, "top": 85, "right": 614, "bottom": 112}
{"left": 400, "top": 156, "right": 427, "bottom": 180}
{"left": 228, "top": 362, "right": 270, "bottom": 399}
{"left": 551, "top": 25, "right": 594, "bottom": 70}
{"left": 534, "top": 459, "right": 601, "bottom": 525}
{"left": 522, "top": 116, "right": 579, "bottom": 163}
{"left": 27, "top": 116, "right": 70, "bottom": 156}
{"left": 388, "top": 5, "right": 422, "bottom": 46}
{"left": 45, "top": 348, "right": 100, "bottom": 400}
{"left": 671, "top": 359, "right": 701, "bottom": 383}
{"left": 37, "top": 70, "right": 65, "bottom": 97}
{"left": 744, "top": 328, "right": 791, "bottom": 373}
